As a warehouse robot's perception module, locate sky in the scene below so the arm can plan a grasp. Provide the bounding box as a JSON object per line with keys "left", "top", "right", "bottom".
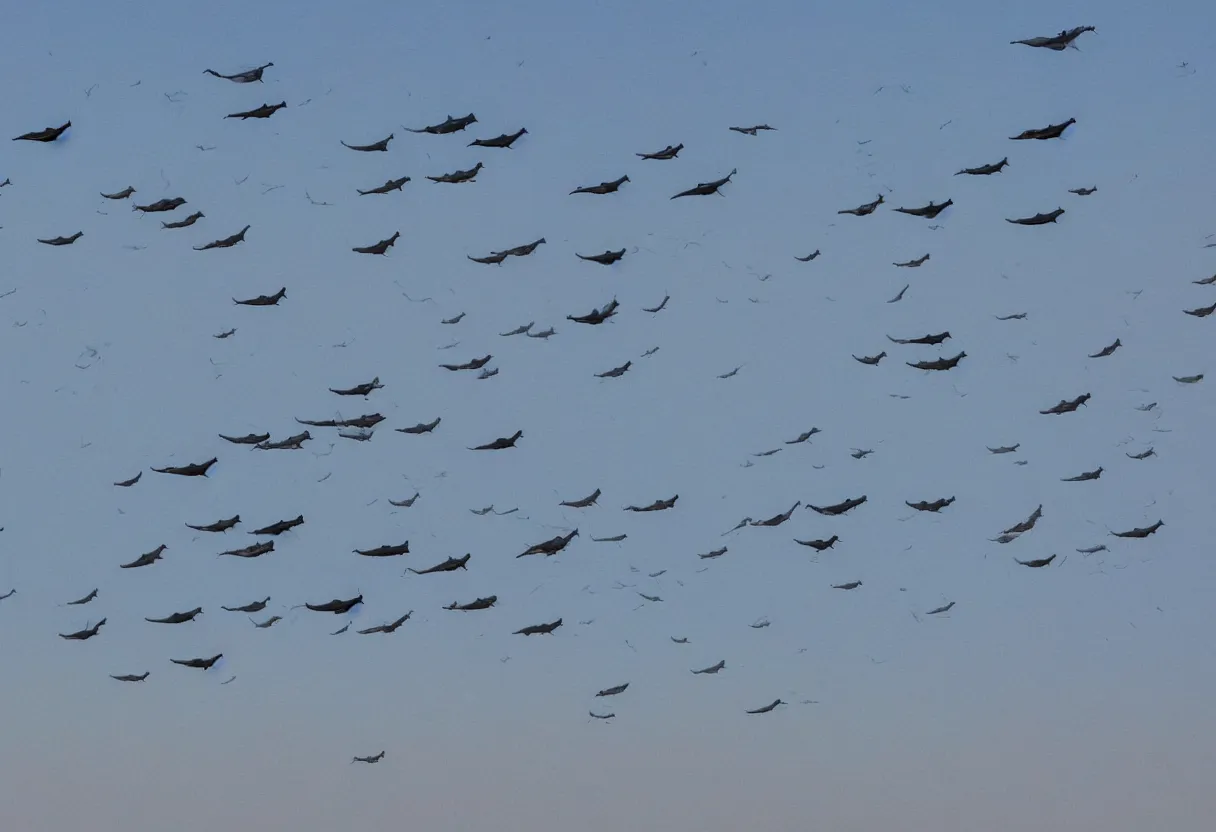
{"left": 2, "top": 1, "right": 1216, "bottom": 829}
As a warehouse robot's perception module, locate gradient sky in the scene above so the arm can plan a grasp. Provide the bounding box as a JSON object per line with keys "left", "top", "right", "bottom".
{"left": 2, "top": 1, "right": 1215, "bottom": 830}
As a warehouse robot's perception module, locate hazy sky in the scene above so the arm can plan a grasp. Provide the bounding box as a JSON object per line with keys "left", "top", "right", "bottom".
{"left": 2, "top": 1, "right": 1215, "bottom": 830}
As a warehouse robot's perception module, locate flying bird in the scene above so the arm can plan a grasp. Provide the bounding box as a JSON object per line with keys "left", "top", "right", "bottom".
{"left": 670, "top": 168, "right": 737, "bottom": 198}
{"left": 234, "top": 287, "right": 286, "bottom": 306}
{"left": 407, "top": 113, "right": 477, "bottom": 134}
{"left": 956, "top": 158, "right": 1008, "bottom": 175}
{"left": 893, "top": 199, "right": 952, "bottom": 219}
{"left": 163, "top": 211, "right": 204, "bottom": 229}
{"left": 342, "top": 133, "right": 394, "bottom": 152}
{"left": 352, "top": 233, "right": 400, "bottom": 255}
{"left": 114, "top": 472, "right": 142, "bottom": 487}
{"left": 352, "top": 752, "right": 386, "bottom": 764}
{"left": 1006, "top": 208, "right": 1064, "bottom": 226}
{"left": 303, "top": 595, "right": 364, "bottom": 614}
{"left": 624, "top": 495, "right": 678, "bottom": 512}
{"left": 171, "top": 654, "right": 223, "bottom": 670}
{"left": 1014, "top": 555, "right": 1057, "bottom": 568}
{"left": 637, "top": 143, "right": 683, "bottom": 160}
{"left": 746, "top": 699, "right": 785, "bottom": 714}
{"left": 692, "top": 661, "right": 726, "bottom": 675}
{"left": 145, "top": 607, "right": 203, "bottom": 624}
{"left": 37, "top": 232, "right": 83, "bottom": 246}
{"left": 514, "top": 618, "right": 563, "bottom": 635}
{"left": 194, "top": 225, "right": 249, "bottom": 250}
{"left": 13, "top": 121, "right": 71, "bottom": 142}
{"left": 408, "top": 554, "right": 471, "bottom": 574}
{"left": 469, "top": 128, "right": 528, "bottom": 148}
{"left": 839, "top": 195, "right": 884, "bottom": 216}
{"left": 204, "top": 63, "right": 273, "bottom": 83}
{"left": 101, "top": 186, "right": 136, "bottom": 200}
{"left": 1011, "top": 26, "right": 1095, "bottom": 50}
{"left": 225, "top": 102, "right": 286, "bottom": 120}
{"left": 120, "top": 545, "right": 167, "bottom": 569}
{"left": 151, "top": 457, "right": 217, "bottom": 477}
{"left": 358, "top": 176, "right": 411, "bottom": 196}
{"left": 60, "top": 619, "right": 106, "bottom": 640}
{"left": 469, "top": 430, "right": 523, "bottom": 451}
{"left": 729, "top": 124, "right": 776, "bottom": 135}
{"left": 222, "top": 597, "right": 270, "bottom": 613}
{"left": 427, "top": 163, "right": 483, "bottom": 183}
{"left": 570, "top": 175, "right": 629, "bottom": 195}
{"left": 358, "top": 612, "right": 414, "bottom": 634}
{"left": 807, "top": 496, "right": 867, "bottom": 516}
{"left": 1010, "top": 118, "right": 1075, "bottom": 140}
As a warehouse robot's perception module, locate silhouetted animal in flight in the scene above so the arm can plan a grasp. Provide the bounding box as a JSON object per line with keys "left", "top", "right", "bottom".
{"left": 638, "top": 144, "right": 683, "bottom": 160}
{"left": 152, "top": 458, "right": 217, "bottom": 477}
{"left": 427, "top": 163, "right": 483, "bottom": 183}
{"left": 225, "top": 102, "right": 285, "bottom": 120}
{"left": 894, "top": 199, "right": 952, "bottom": 219}
{"left": 134, "top": 197, "right": 185, "bottom": 213}
{"left": 120, "top": 545, "right": 167, "bottom": 569}
{"left": 407, "top": 113, "right": 477, "bottom": 134}
{"left": 1011, "top": 26, "right": 1095, "bottom": 50}
{"left": 409, "top": 554, "right": 471, "bottom": 574}
{"left": 1007, "top": 208, "right": 1064, "bottom": 226}
{"left": 470, "top": 431, "right": 523, "bottom": 450}
{"left": 352, "top": 233, "right": 399, "bottom": 255}
{"left": 1010, "top": 118, "right": 1075, "bottom": 140}
{"left": 163, "top": 211, "right": 204, "bottom": 228}
{"left": 13, "top": 121, "right": 71, "bottom": 142}
{"left": 60, "top": 619, "right": 106, "bottom": 640}
{"left": 671, "top": 168, "right": 736, "bottom": 198}
{"left": 342, "top": 134, "right": 394, "bottom": 152}
{"left": 204, "top": 63, "right": 273, "bottom": 83}
{"left": 195, "top": 225, "right": 250, "bottom": 250}
{"left": 146, "top": 607, "right": 203, "bottom": 624}
{"left": 469, "top": 128, "right": 527, "bottom": 148}
{"left": 37, "top": 232, "right": 83, "bottom": 246}
{"left": 746, "top": 699, "right": 785, "bottom": 714}
{"left": 358, "top": 176, "right": 411, "bottom": 195}
{"left": 171, "top": 654, "right": 222, "bottom": 669}
{"left": 570, "top": 176, "right": 629, "bottom": 195}
{"left": 514, "top": 618, "right": 563, "bottom": 635}
{"left": 353, "top": 752, "right": 386, "bottom": 764}
{"left": 234, "top": 287, "right": 286, "bottom": 306}
{"left": 729, "top": 125, "right": 776, "bottom": 135}
{"left": 839, "top": 195, "right": 884, "bottom": 215}
{"left": 956, "top": 158, "right": 1008, "bottom": 175}
{"left": 577, "top": 249, "right": 626, "bottom": 265}
{"left": 101, "top": 186, "right": 135, "bottom": 200}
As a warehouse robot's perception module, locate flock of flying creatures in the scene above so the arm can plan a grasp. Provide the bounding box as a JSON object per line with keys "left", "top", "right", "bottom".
{"left": 1, "top": 24, "right": 1203, "bottom": 763}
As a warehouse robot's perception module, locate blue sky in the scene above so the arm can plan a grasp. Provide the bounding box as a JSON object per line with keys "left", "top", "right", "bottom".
{"left": 2, "top": 1, "right": 1215, "bottom": 829}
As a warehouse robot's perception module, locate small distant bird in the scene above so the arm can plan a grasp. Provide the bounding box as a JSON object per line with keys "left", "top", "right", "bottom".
{"left": 955, "top": 157, "right": 1008, "bottom": 176}
{"left": 1011, "top": 26, "right": 1095, "bottom": 51}
{"left": 13, "top": 121, "right": 71, "bottom": 142}
{"left": 1069, "top": 186, "right": 1097, "bottom": 196}
{"left": 342, "top": 133, "right": 394, "bottom": 152}
{"left": 671, "top": 168, "right": 736, "bottom": 199}
{"left": 352, "top": 233, "right": 400, "bottom": 255}
{"left": 925, "top": 601, "right": 955, "bottom": 615}
{"left": 894, "top": 254, "right": 930, "bottom": 268}
{"left": 204, "top": 63, "right": 274, "bottom": 83}
{"left": 101, "top": 186, "right": 136, "bottom": 200}
{"left": 1111, "top": 520, "right": 1164, "bottom": 539}
{"left": 1089, "top": 338, "right": 1122, "bottom": 358}
{"left": 111, "top": 672, "right": 150, "bottom": 682}
{"left": 1006, "top": 208, "right": 1064, "bottom": 226}
{"left": 37, "top": 232, "right": 83, "bottom": 246}
{"left": 746, "top": 698, "right": 785, "bottom": 714}
{"left": 358, "top": 176, "right": 411, "bottom": 196}
{"left": 469, "top": 430, "right": 523, "bottom": 451}
{"left": 352, "top": 751, "right": 386, "bottom": 764}
{"left": 795, "top": 250, "right": 821, "bottom": 262}
{"left": 893, "top": 199, "right": 952, "bottom": 219}
{"left": 637, "top": 143, "right": 683, "bottom": 160}
{"left": 514, "top": 618, "right": 563, "bottom": 635}
{"left": 1014, "top": 554, "right": 1057, "bottom": 568}
{"left": 570, "top": 175, "right": 629, "bottom": 196}
{"left": 151, "top": 458, "right": 217, "bottom": 477}
{"left": 469, "top": 128, "right": 528, "bottom": 149}
{"left": 839, "top": 195, "right": 884, "bottom": 216}
{"left": 692, "top": 660, "right": 726, "bottom": 675}
{"left": 729, "top": 125, "right": 776, "bottom": 136}
{"left": 595, "top": 683, "right": 629, "bottom": 697}
{"left": 60, "top": 619, "right": 106, "bottom": 640}
{"left": 407, "top": 113, "right": 477, "bottom": 134}
{"left": 234, "top": 287, "right": 286, "bottom": 306}
{"left": 427, "top": 163, "right": 483, "bottom": 183}
{"left": 1010, "top": 119, "right": 1075, "bottom": 140}
{"left": 225, "top": 102, "right": 286, "bottom": 120}
{"left": 171, "top": 654, "right": 223, "bottom": 670}
{"left": 194, "top": 225, "right": 249, "bottom": 250}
